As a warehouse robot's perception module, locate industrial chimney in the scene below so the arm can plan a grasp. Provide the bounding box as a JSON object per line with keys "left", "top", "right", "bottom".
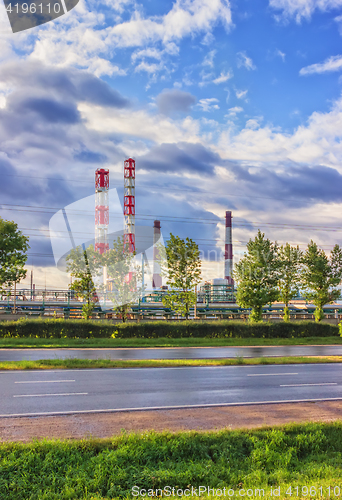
{"left": 95, "top": 168, "right": 109, "bottom": 254}
{"left": 152, "top": 220, "right": 162, "bottom": 289}
{"left": 224, "top": 211, "right": 233, "bottom": 285}
{"left": 123, "top": 158, "right": 136, "bottom": 254}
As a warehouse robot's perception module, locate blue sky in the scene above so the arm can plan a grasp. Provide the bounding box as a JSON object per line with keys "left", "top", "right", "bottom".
{"left": 0, "top": 0, "right": 342, "bottom": 287}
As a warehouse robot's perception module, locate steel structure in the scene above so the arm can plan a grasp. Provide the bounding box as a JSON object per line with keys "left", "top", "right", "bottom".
{"left": 123, "top": 158, "right": 135, "bottom": 254}
{"left": 95, "top": 168, "right": 109, "bottom": 254}
{"left": 224, "top": 211, "right": 233, "bottom": 285}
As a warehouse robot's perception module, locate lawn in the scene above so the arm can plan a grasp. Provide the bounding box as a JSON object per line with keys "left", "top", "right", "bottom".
{"left": 1, "top": 422, "right": 341, "bottom": 499}
{"left": 1, "top": 356, "right": 342, "bottom": 370}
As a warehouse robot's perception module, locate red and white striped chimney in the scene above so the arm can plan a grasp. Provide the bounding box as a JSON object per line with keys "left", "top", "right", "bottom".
{"left": 95, "top": 168, "right": 109, "bottom": 254}
{"left": 123, "top": 158, "right": 136, "bottom": 254}
{"left": 152, "top": 220, "right": 162, "bottom": 289}
{"left": 224, "top": 211, "right": 233, "bottom": 285}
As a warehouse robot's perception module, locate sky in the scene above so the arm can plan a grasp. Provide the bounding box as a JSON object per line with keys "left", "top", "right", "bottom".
{"left": 0, "top": 0, "right": 342, "bottom": 289}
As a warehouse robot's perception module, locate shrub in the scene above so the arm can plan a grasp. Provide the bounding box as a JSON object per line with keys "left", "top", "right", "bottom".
{"left": 0, "top": 318, "right": 338, "bottom": 339}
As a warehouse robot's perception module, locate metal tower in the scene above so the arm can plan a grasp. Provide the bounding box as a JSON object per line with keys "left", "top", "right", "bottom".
{"left": 123, "top": 158, "right": 135, "bottom": 254}
{"left": 95, "top": 168, "right": 109, "bottom": 254}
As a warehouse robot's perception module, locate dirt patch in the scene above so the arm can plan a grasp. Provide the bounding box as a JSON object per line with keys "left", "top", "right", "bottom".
{"left": 1, "top": 401, "right": 342, "bottom": 442}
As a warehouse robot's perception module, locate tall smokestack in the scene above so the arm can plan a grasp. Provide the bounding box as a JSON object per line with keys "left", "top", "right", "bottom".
{"left": 95, "top": 168, "right": 109, "bottom": 254}
{"left": 152, "top": 220, "right": 162, "bottom": 289}
{"left": 123, "top": 158, "right": 136, "bottom": 254}
{"left": 224, "top": 211, "right": 233, "bottom": 285}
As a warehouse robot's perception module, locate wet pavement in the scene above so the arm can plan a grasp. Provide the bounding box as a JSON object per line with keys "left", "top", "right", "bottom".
{"left": 1, "top": 345, "right": 342, "bottom": 361}
{"left": 1, "top": 363, "right": 341, "bottom": 417}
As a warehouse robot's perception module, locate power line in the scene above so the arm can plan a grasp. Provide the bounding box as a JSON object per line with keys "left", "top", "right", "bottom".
{"left": 2, "top": 201, "right": 342, "bottom": 229}
{"left": 1, "top": 171, "right": 336, "bottom": 207}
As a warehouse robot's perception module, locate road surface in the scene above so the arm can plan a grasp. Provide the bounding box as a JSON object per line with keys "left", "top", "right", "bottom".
{"left": 1, "top": 345, "right": 342, "bottom": 361}
{"left": 0, "top": 363, "right": 341, "bottom": 417}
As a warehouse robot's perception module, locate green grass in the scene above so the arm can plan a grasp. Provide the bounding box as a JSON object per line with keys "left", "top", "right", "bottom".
{"left": 1, "top": 422, "right": 342, "bottom": 499}
{"left": 1, "top": 355, "right": 342, "bottom": 370}
{"left": 0, "top": 336, "right": 342, "bottom": 349}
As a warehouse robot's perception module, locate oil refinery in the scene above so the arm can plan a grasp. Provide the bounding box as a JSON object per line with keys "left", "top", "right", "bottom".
{"left": 1, "top": 159, "right": 341, "bottom": 321}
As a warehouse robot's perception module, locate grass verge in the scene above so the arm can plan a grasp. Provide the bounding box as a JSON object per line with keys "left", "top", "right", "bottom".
{"left": 1, "top": 356, "right": 342, "bottom": 370}
{"left": 0, "top": 422, "right": 342, "bottom": 499}
{"left": 0, "top": 336, "right": 342, "bottom": 349}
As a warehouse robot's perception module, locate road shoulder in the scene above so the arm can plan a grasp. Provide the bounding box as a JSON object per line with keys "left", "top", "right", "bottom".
{"left": 1, "top": 401, "right": 342, "bottom": 442}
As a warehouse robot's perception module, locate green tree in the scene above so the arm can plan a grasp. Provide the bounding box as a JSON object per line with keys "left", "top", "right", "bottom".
{"left": 301, "top": 241, "right": 342, "bottom": 322}
{"left": 160, "top": 234, "right": 201, "bottom": 319}
{"left": 234, "top": 230, "right": 279, "bottom": 323}
{"left": 66, "top": 245, "right": 102, "bottom": 319}
{"left": 105, "top": 237, "right": 143, "bottom": 323}
{"left": 278, "top": 243, "right": 302, "bottom": 321}
{"left": 0, "top": 218, "right": 29, "bottom": 313}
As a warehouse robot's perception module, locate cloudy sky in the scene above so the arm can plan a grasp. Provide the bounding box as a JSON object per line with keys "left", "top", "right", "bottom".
{"left": 0, "top": 0, "right": 342, "bottom": 288}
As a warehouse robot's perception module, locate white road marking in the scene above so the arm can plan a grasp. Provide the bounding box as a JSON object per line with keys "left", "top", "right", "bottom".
{"left": 13, "top": 392, "right": 87, "bottom": 398}
{"left": 15, "top": 380, "right": 75, "bottom": 384}
{"left": 280, "top": 383, "right": 337, "bottom": 387}
{"left": 2, "top": 397, "right": 342, "bottom": 418}
{"left": 247, "top": 373, "right": 298, "bottom": 377}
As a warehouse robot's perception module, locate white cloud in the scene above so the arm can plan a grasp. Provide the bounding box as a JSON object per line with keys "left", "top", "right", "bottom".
{"left": 202, "top": 50, "right": 216, "bottom": 67}
{"left": 5, "top": 0, "right": 232, "bottom": 78}
{"left": 235, "top": 89, "right": 248, "bottom": 99}
{"left": 218, "top": 96, "right": 342, "bottom": 168}
{"left": 199, "top": 69, "right": 233, "bottom": 86}
{"left": 201, "top": 32, "right": 215, "bottom": 45}
{"left": 197, "top": 98, "right": 220, "bottom": 112}
{"left": 164, "top": 42, "right": 180, "bottom": 55}
{"left": 109, "top": 0, "right": 233, "bottom": 48}
{"left": 300, "top": 55, "right": 342, "bottom": 75}
{"left": 224, "top": 88, "right": 230, "bottom": 103}
{"left": 227, "top": 106, "right": 243, "bottom": 116}
{"left": 131, "top": 48, "right": 163, "bottom": 62}
{"left": 134, "top": 60, "right": 165, "bottom": 74}
{"left": 269, "top": 0, "right": 342, "bottom": 23}
{"left": 275, "top": 49, "right": 286, "bottom": 61}
{"left": 335, "top": 14, "right": 342, "bottom": 34}
{"left": 183, "top": 73, "right": 194, "bottom": 86}
{"left": 79, "top": 103, "right": 201, "bottom": 143}
{"left": 237, "top": 51, "right": 256, "bottom": 70}
{"left": 24, "top": 6, "right": 126, "bottom": 77}
{"left": 213, "top": 70, "right": 233, "bottom": 84}
{"left": 198, "top": 71, "right": 215, "bottom": 87}
{"left": 245, "top": 118, "right": 261, "bottom": 129}
{"left": 96, "top": 0, "right": 133, "bottom": 13}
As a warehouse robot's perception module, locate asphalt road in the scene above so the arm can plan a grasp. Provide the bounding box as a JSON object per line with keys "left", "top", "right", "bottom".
{"left": 1, "top": 345, "right": 342, "bottom": 361}
{"left": 0, "top": 363, "right": 341, "bottom": 417}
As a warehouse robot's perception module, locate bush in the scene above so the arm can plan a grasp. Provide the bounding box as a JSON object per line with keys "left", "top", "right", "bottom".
{"left": 0, "top": 318, "right": 338, "bottom": 339}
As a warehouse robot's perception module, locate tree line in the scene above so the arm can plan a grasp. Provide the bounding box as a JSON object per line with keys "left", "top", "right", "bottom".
{"left": 1, "top": 212, "right": 341, "bottom": 325}
{"left": 235, "top": 230, "right": 342, "bottom": 323}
